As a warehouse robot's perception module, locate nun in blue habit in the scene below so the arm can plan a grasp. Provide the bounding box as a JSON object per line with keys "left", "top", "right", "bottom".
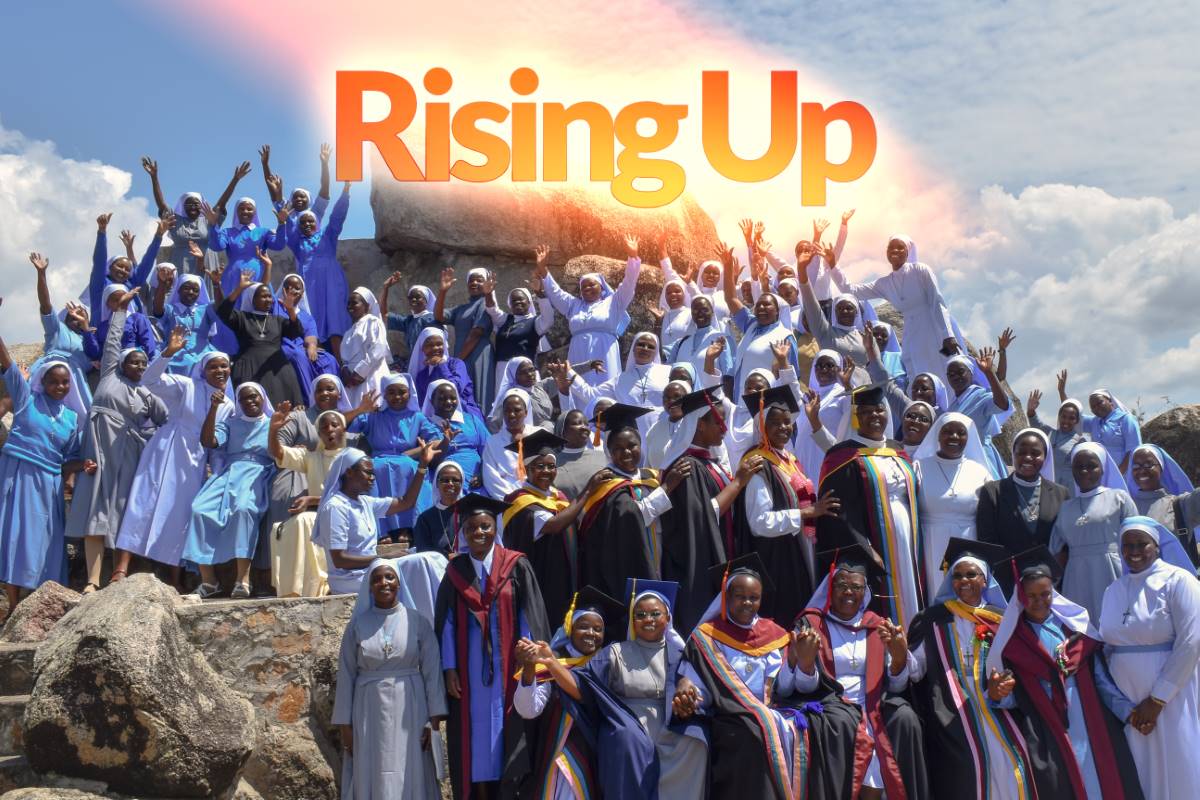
{"left": 285, "top": 183, "right": 353, "bottom": 343}
{"left": 155, "top": 272, "right": 217, "bottom": 375}
{"left": 181, "top": 382, "right": 277, "bottom": 599}
{"left": 272, "top": 274, "right": 340, "bottom": 405}
{"left": 0, "top": 347, "right": 88, "bottom": 607}
{"left": 204, "top": 197, "right": 287, "bottom": 352}
{"left": 349, "top": 373, "right": 441, "bottom": 534}
{"left": 32, "top": 251, "right": 94, "bottom": 408}
{"left": 944, "top": 353, "right": 1013, "bottom": 479}
{"left": 1080, "top": 389, "right": 1142, "bottom": 471}
{"left": 1123, "top": 443, "right": 1193, "bottom": 516}
{"left": 422, "top": 378, "right": 488, "bottom": 491}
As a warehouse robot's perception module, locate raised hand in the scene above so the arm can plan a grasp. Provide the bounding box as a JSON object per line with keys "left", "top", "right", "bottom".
{"left": 738, "top": 217, "right": 755, "bottom": 245}
{"left": 483, "top": 272, "right": 496, "bottom": 296}
{"left": 416, "top": 437, "right": 439, "bottom": 466}
{"left": 622, "top": 233, "right": 639, "bottom": 258}
{"left": 156, "top": 214, "right": 176, "bottom": 237}
{"left": 187, "top": 241, "right": 205, "bottom": 261}
{"left": 811, "top": 490, "right": 840, "bottom": 517}
{"left": 274, "top": 202, "right": 292, "bottom": 224}
{"left": 383, "top": 271, "right": 403, "bottom": 288}
{"left": 794, "top": 241, "right": 815, "bottom": 271}
{"left": 320, "top": 142, "right": 332, "bottom": 163}
{"left": 648, "top": 306, "right": 664, "bottom": 322}
{"left": 357, "top": 388, "right": 380, "bottom": 414}
{"left": 1026, "top": 389, "right": 1042, "bottom": 417}
{"left": 803, "top": 390, "right": 821, "bottom": 425}
{"left": 119, "top": 229, "right": 136, "bottom": 251}
{"left": 209, "top": 389, "right": 227, "bottom": 407}
{"left": 266, "top": 174, "right": 283, "bottom": 198}
{"left": 841, "top": 208, "right": 856, "bottom": 224}
{"left": 116, "top": 287, "right": 140, "bottom": 310}
{"left": 534, "top": 243, "right": 550, "bottom": 267}
{"left": 714, "top": 242, "right": 736, "bottom": 272}
{"left": 270, "top": 400, "right": 294, "bottom": 429}
{"left": 977, "top": 347, "right": 997, "bottom": 374}
{"left": 165, "top": 325, "right": 188, "bottom": 356}
{"left": 29, "top": 252, "right": 48, "bottom": 272}
{"left": 233, "top": 160, "right": 252, "bottom": 181}
{"left": 238, "top": 269, "right": 255, "bottom": 292}
{"left": 96, "top": 213, "right": 113, "bottom": 232}
{"left": 770, "top": 339, "right": 790, "bottom": 366}
{"left": 813, "top": 218, "right": 830, "bottom": 241}
{"left": 820, "top": 241, "right": 837, "bottom": 267}
{"left": 200, "top": 201, "right": 221, "bottom": 227}
{"left": 861, "top": 322, "right": 878, "bottom": 361}
{"left": 255, "top": 247, "right": 273, "bottom": 273}
{"left": 998, "top": 327, "right": 1017, "bottom": 351}
{"left": 258, "top": 144, "right": 271, "bottom": 171}
{"left": 838, "top": 356, "right": 856, "bottom": 390}
{"left": 141, "top": 156, "right": 158, "bottom": 178}
{"left": 439, "top": 267, "right": 456, "bottom": 294}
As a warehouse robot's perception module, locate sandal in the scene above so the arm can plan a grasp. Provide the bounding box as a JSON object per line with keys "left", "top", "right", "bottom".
{"left": 109, "top": 569, "right": 127, "bottom": 583}
{"left": 230, "top": 582, "right": 251, "bottom": 600}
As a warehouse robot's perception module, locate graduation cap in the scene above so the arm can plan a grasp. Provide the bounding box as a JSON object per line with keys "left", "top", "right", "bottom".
{"left": 741, "top": 385, "right": 800, "bottom": 416}
{"left": 590, "top": 402, "right": 650, "bottom": 434}
{"left": 452, "top": 492, "right": 510, "bottom": 520}
{"left": 939, "top": 537, "right": 1010, "bottom": 574}
{"left": 563, "top": 585, "right": 627, "bottom": 642}
{"left": 707, "top": 552, "right": 774, "bottom": 593}
{"left": 505, "top": 429, "right": 566, "bottom": 463}
{"left": 850, "top": 382, "right": 887, "bottom": 407}
{"left": 996, "top": 545, "right": 1063, "bottom": 586}
{"left": 816, "top": 542, "right": 886, "bottom": 582}
{"left": 674, "top": 385, "right": 724, "bottom": 415}
{"left": 624, "top": 578, "right": 679, "bottom": 636}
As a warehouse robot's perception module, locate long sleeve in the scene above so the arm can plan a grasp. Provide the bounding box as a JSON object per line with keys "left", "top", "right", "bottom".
{"left": 513, "top": 679, "right": 552, "bottom": 719}
{"left": 832, "top": 222, "right": 848, "bottom": 262}
{"left": 331, "top": 623, "right": 358, "bottom": 725}
{"left": 534, "top": 296, "right": 555, "bottom": 335}
{"left": 975, "top": 484, "right": 1000, "bottom": 546}
{"left": 567, "top": 372, "right": 615, "bottom": 410}
{"left": 811, "top": 426, "right": 837, "bottom": 453}
{"left": 541, "top": 272, "right": 576, "bottom": 316}
{"left": 324, "top": 189, "right": 351, "bottom": 249}
{"left": 142, "top": 355, "right": 185, "bottom": 407}
{"left": 1150, "top": 572, "right": 1200, "bottom": 702}
{"left": 800, "top": 279, "right": 833, "bottom": 346}
{"left": 483, "top": 304, "right": 506, "bottom": 328}
{"left": 885, "top": 655, "right": 911, "bottom": 691}
{"left": 636, "top": 485, "right": 673, "bottom": 527}
{"left": 350, "top": 319, "right": 390, "bottom": 378}
{"left": 907, "top": 641, "right": 928, "bottom": 682}
{"left": 920, "top": 265, "right": 955, "bottom": 341}
{"left": 1028, "top": 413, "right": 1055, "bottom": 437}
{"left": 1049, "top": 513, "right": 1067, "bottom": 555}
{"left": 440, "top": 610, "right": 457, "bottom": 670}
{"left": 418, "top": 614, "right": 449, "bottom": 718}
{"left": 836, "top": 269, "right": 887, "bottom": 302}
{"left": 746, "top": 472, "right": 807, "bottom": 538}
{"left": 129, "top": 234, "right": 163, "bottom": 289}
{"left": 611, "top": 257, "right": 641, "bottom": 311}
{"left": 1090, "top": 654, "right": 1134, "bottom": 722}
{"left": 208, "top": 225, "right": 228, "bottom": 253}
{"left": 90, "top": 231, "right": 107, "bottom": 315}
{"left": 778, "top": 660, "right": 820, "bottom": 695}
{"left": 99, "top": 309, "right": 127, "bottom": 377}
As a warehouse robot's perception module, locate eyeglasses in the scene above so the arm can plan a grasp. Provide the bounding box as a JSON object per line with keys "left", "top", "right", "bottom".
{"left": 951, "top": 571, "right": 984, "bottom": 581}
{"left": 832, "top": 581, "right": 866, "bottom": 593}
{"left": 903, "top": 412, "right": 932, "bottom": 423}
{"left": 633, "top": 610, "right": 665, "bottom": 620}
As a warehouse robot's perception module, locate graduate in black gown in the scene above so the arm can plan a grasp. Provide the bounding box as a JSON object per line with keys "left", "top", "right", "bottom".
{"left": 500, "top": 429, "right": 610, "bottom": 627}
{"left": 660, "top": 385, "right": 764, "bottom": 632}
{"left": 575, "top": 404, "right": 689, "bottom": 603}
{"left": 434, "top": 493, "right": 551, "bottom": 800}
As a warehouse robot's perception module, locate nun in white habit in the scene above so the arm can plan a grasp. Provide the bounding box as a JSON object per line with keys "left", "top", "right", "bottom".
{"left": 480, "top": 387, "right": 543, "bottom": 500}
{"left": 568, "top": 332, "right": 671, "bottom": 442}
{"left": 341, "top": 286, "right": 392, "bottom": 407}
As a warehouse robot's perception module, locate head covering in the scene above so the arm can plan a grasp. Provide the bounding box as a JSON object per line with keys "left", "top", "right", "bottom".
{"left": 490, "top": 357, "right": 537, "bottom": 416}
{"left": 1120, "top": 516, "right": 1195, "bottom": 574}
{"left": 594, "top": 402, "right": 651, "bottom": 452}
{"left": 624, "top": 578, "right": 680, "bottom": 641}
{"left": 275, "top": 273, "right": 313, "bottom": 317}
{"left": 911, "top": 411, "right": 989, "bottom": 467}
{"left": 658, "top": 278, "right": 693, "bottom": 313}
{"left": 190, "top": 350, "right": 231, "bottom": 382}
{"left": 56, "top": 301, "right": 89, "bottom": 327}
{"left": 506, "top": 428, "right": 566, "bottom": 464}
{"left": 910, "top": 372, "right": 950, "bottom": 414}
{"left": 807, "top": 349, "right": 845, "bottom": 399}
{"left": 872, "top": 321, "right": 902, "bottom": 355}
{"left": 350, "top": 286, "right": 382, "bottom": 320}
{"left": 985, "top": 546, "right": 1095, "bottom": 677}
{"left": 99, "top": 283, "right": 127, "bottom": 323}
{"left": 507, "top": 287, "right": 536, "bottom": 318}
{"left": 662, "top": 385, "right": 724, "bottom": 469}
{"left": 495, "top": 387, "right": 532, "bottom": 422}
{"left": 669, "top": 361, "right": 698, "bottom": 387}
{"left": 930, "top": 537, "right": 1010, "bottom": 606}
{"left": 624, "top": 332, "right": 663, "bottom": 371}
{"left": 888, "top": 233, "right": 918, "bottom": 266}
{"left": 239, "top": 283, "right": 274, "bottom": 313}
{"left": 290, "top": 187, "right": 312, "bottom": 207}
{"left": 1124, "top": 444, "right": 1194, "bottom": 496}
{"left": 692, "top": 553, "right": 772, "bottom": 631}
{"left": 167, "top": 273, "right": 212, "bottom": 309}
{"left": 1056, "top": 398, "right": 1085, "bottom": 434}
{"left": 433, "top": 460, "right": 465, "bottom": 503}
{"left": 848, "top": 382, "right": 892, "bottom": 443}
{"left": 451, "top": 492, "right": 509, "bottom": 552}
{"left": 1089, "top": 389, "right": 1129, "bottom": 416}
{"left": 118, "top": 346, "right": 145, "bottom": 367}
{"left": 232, "top": 381, "right": 274, "bottom": 421}
{"left": 350, "top": 558, "right": 402, "bottom": 619}
{"left": 312, "top": 447, "right": 370, "bottom": 549}
{"left": 408, "top": 327, "right": 448, "bottom": 376}
{"left": 422, "top": 378, "right": 464, "bottom": 424}
{"left": 29, "top": 359, "right": 87, "bottom": 424}
{"left": 578, "top": 272, "right": 614, "bottom": 302}
{"left": 829, "top": 292, "right": 860, "bottom": 332}
{"left": 551, "top": 586, "right": 627, "bottom": 652}
{"left": 805, "top": 544, "right": 882, "bottom": 616}
{"left": 297, "top": 209, "right": 318, "bottom": 230}
{"left": 1011, "top": 427, "right": 1056, "bottom": 482}
{"left": 377, "top": 372, "right": 416, "bottom": 412}
{"left": 393, "top": 551, "right": 449, "bottom": 625}
{"left": 313, "top": 410, "right": 348, "bottom": 448}
{"left": 1070, "top": 441, "right": 1127, "bottom": 494}
{"left": 310, "top": 373, "right": 354, "bottom": 413}
{"left": 232, "top": 196, "right": 260, "bottom": 228}
{"left": 173, "top": 191, "right": 204, "bottom": 217}
{"left": 408, "top": 284, "right": 436, "bottom": 311}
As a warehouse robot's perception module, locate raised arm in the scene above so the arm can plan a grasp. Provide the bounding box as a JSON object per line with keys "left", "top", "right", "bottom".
{"left": 258, "top": 145, "right": 281, "bottom": 203}
{"left": 141, "top": 157, "right": 170, "bottom": 217}
{"left": 129, "top": 216, "right": 170, "bottom": 289}
{"left": 30, "top": 252, "right": 53, "bottom": 316}
{"left": 611, "top": 234, "right": 642, "bottom": 310}
{"left": 322, "top": 183, "right": 351, "bottom": 246}
{"left": 90, "top": 214, "right": 113, "bottom": 313}
{"left": 388, "top": 439, "right": 438, "bottom": 513}
{"left": 797, "top": 259, "right": 832, "bottom": 342}
{"left": 319, "top": 143, "right": 332, "bottom": 200}
{"left": 832, "top": 209, "right": 853, "bottom": 261}
{"left": 200, "top": 388, "right": 226, "bottom": 449}
{"left": 433, "top": 267, "right": 455, "bottom": 323}
{"left": 718, "top": 243, "right": 745, "bottom": 315}
{"left": 100, "top": 296, "right": 137, "bottom": 376}
{"left": 997, "top": 327, "right": 1016, "bottom": 383}
{"left": 975, "top": 348, "right": 1010, "bottom": 412}
{"left": 213, "top": 161, "right": 252, "bottom": 216}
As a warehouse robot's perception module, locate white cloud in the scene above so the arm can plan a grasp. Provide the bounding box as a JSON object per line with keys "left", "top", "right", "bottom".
{"left": 0, "top": 120, "right": 158, "bottom": 346}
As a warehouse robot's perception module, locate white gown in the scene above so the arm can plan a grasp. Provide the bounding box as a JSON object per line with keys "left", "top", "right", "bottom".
{"left": 914, "top": 455, "right": 991, "bottom": 603}
{"left": 1099, "top": 558, "right": 1200, "bottom": 800}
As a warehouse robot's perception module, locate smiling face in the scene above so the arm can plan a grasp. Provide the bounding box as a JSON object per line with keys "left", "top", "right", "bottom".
{"left": 408, "top": 288, "right": 427, "bottom": 313}
{"left": 121, "top": 351, "right": 148, "bottom": 383}
{"left": 421, "top": 334, "right": 446, "bottom": 362}
{"left": 283, "top": 275, "right": 305, "bottom": 305}
{"left": 108, "top": 257, "right": 132, "bottom": 283}
{"left": 1089, "top": 392, "right": 1115, "bottom": 417}
{"left": 725, "top": 574, "right": 763, "bottom": 627}
{"left": 252, "top": 284, "right": 274, "bottom": 313}
{"left": 579, "top": 276, "right": 602, "bottom": 303}
{"left": 937, "top": 420, "right": 969, "bottom": 459}
{"left": 314, "top": 378, "right": 341, "bottom": 411}
{"left": 347, "top": 292, "right": 369, "bottom": 320}
{"left": 886, "top": 238, "right": 909, "bottom": 269}
{"left": 466, "top": 271, "right": 487, "bottom": 296}
{"left": 236, "top": 201, "right": 256, "bottom": 225}
{"left": 663, "top": 384, "right": 688, "bottom": 422}
{"left": 743, "top": 372, "right": 770, "bottom": 394}
{"left": 503, "top": 291, "right": 528, "bottom": 317}
{"left": 291, "top": 190, "right": 310, "bottom": 212}
{"left": 1121, "top": 529, "right": 1159, "bottom": 574}
{"left": 701, "top": 264, "right": 721, "bottom": 288}
{"left": 902, "top": 405, "right": 933, "bottom": 446}
{"left": 570, "top": 612, "right": 605, "bottom": 655}
{"left": 830, "top": 568, "right": 867, "bottom": 620}
{"left": 1013, "top": 433, "right": 1048, "bottom": 480}
{"left": 560, "top": 410, "right": 589, "bottom": 448}
{"left": 945, "top": 360, "right": 973, "bottom": 395}
{"left": 433, "top": 383, "right": 458, "bottom": 417}
{"left": 183, "top": 196, "right": 202, "bottom": 219}
{"left": 834, "top": 298, "right": 858, "bottom": 327}
{"left": 632, "top": 335, "right": 658, "bottom": 365}
{"left": 370, "top": 565, "right": 399, "bottom": 609}
{"left": 1130, "top": 449, "right": 1163, "bottom": 492}
{"left": 814, "top": 355, "right": 839, "bottom": 387}
{"left": 690, "top": 296, "right": 713, "bottom": 327}
{"left": 856, "top": 403, "right": 890, "bottom": 440}
{"left": 1021, "top": 575, "right": 1054, "bottom": 623}
{"left": 527, "top": 453, "right": 557, "bottom": 491}
{"left": 341, "top": 458, "right": 376, "bottom": 497}
{"left": 503, "top": 396, "right": 528, "bottom": 432}
{"left": 1072, "top": 451, "right": 1104, "bottom": 492}
{"left": 317, "top": 413, "right": 347, "bottom": 449}
{"left": 435, "top": 464, "right": 464, "bottom": 505}
{"left": 664, "top": 282, "right": 685, "bottom": 309}
{"left": 384, "top": 382, "right": 410, "bottom": 411}
{"left": 179, "top": 279, "right": 201, "bottom": 306}
{"left": 238, "top": 386, "right": 264, "bottom": 417}
{"left": 40, "top": 365, "right": 72, "bottom": 401}
{"left": 753, "top": 294, "right": 779, "bottom": 326}
{"left": 765, "top": 406, "right": 794, "bottom": 449}
{"left": 910, "top": 374, "right": 937, "bottom": 405}
{"left": 607, "top": 428, "right": 641, "bottom": 474}
{"left": 632, "top": 596, "right": 669, "bottom": 642}
{"left": 299, "top": 215, "right": 318, "bottom": 237}
{"left": 951, "top": 560, "right": 987, "bottom": 606}
{"left": 204, "top": 356, "right": 230, "bottom": 389}
{"left": 463, "top": 511, "right": 497, "bottom": 559}
{"left": 1057, "top": 403, "right": 1081, "bottom": 432}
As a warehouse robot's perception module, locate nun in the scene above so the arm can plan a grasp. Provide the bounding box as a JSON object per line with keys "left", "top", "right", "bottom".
{"left": 112, "top": 340, "right": 234, "bottom": 587}
{"left": 642, "top": 377, "right": 692, "bottom": 471}
{"left": 568, "top": 332, "right": 671, "bottom": 441}
{"left": 381, "top": 276, "right": 442, "bottom": 359}
{"left": 653, "top": 254, "right": 694, "bottom": 351}
{"left": 898, "top": 399, "right": 935, "bottom": 451}
{"left": 798, "top": 260, "right": 871, "bottom": 375}
{"left": 912, "top": 412, "right": 993, "bottom": 601}
{"left": 422, "top": 379, "right": 488, "bottom": 492}
{"left": 484, "top": 266, "right": 554, "bottom": 391}
{"left": 480, "top": 388, "right": 542, "bottom": 501}
{"left": 65, "top": 309, "right": 168, "bottom": 593}
{"left": 90, "top": 282, "right": 160, "bottom": 363}
{"left": 537, "top": 234, "right": 642, "bottom": 386}
{"left": 204, "top": 198, "right": 287, "bottom": 352}
{"left": 1027, "top": 391, "right": 1090, "bottom": 489}
{"left": 1124, "top": 443, "right": 1194, "bottom": 515}
{"left": 87, "top": 212, "right": 164, "bottom": 320}
{"left": 333, "top": 558, "right": 447, "bottom": 800}
{"left": 1049, "top": 441, "right": 1139, "bottom": 620}
{"left": 434, "top": 267, "right": 497, "bottom": 411}
{"left": 486, "top": 357, "right": 553, "bottom": 434}
{"left": 546, "top": 409, "right": 607, "bottom": 500}
{"left": 285, "top": 182, "right": 353, "bottom": 345}
{"left": 272, "top": 274, "right": 341, "bottom": 405}
{"left": 413, "top": 461, "right": 464, "bottom": 555}
{"left": 340, "top": 286, "right": 392, "bottom": 408}
{"left": 1079, "top": 387, "right": 1143, "bottom": 472}
{"left": 720, "top": 249, "right": 801, "bottom": 393}
{"left": 944, "top": 351, "right": 1012, "bottom": 480}
{"left": 433, "top": 493, "right": 551, "bottom": 799}
{"left": 140, "top": 155, "right": 237, "bottom": 275}
{"left": 795, "top": 349, "right": 851, "bottom": 481}
{"left": 181, "top": 382, "right": 276, "bottom": 599}
{"left": 668, "top": 295, "right": 736, "bottom": 380}
{"left": 215, "top": 267, "right": 305, "bottom": 406}
{"left": 1099, "top": 516, "right": 1200, "bottom": 799}
{"left": 908, "top": 372, "right": 950, "bottom": 417}
{"left": 410, "top": 328, "right": 481, "bottom": 420}
{"left": 31, "top": 252, "right": 94, "bottom": 408}
{"left": 154, "top": 262, "right": 218, "bottom": 375}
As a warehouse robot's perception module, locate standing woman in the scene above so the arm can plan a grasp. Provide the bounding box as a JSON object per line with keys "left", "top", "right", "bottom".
{"left": 112, "top": 336, "right": 233, "bottom": 586}
{"left": 1027, "top": 388, "right": 1089, "bottom": 488}
{"left": 0, "top": 319, "right": 90, "bottom": 612}
{"left": 410, "top": 328, "right": 481, "bottom": 419}
{"left": 898, "top": 400, "right": 935, "bottom": 452}
{"left": 487, "top": 357, "right": 553, "bottom": 434}
{"left": 912, "top": 412, "right": 993, "bottom": 602}
{"left": 334, "top": 558, "right": 447, "bottom": 799}
{"left": 652, "top": 275, "right": 693, "bottom": 353}
{"left": 485, "top": 249, "right": 555, "bottom": 390}
{"left": 215, "top": 263, "right": 305, "bottom": 407}
{"left": 434, "top": 493, "right": 551, "bottom": 800}
{"left": 548, "top": 409, "right": 607, "bottom": 501}
{"left": 1050, "top": 441, "right": 1139, "bottom": 620}
{"left": 719, "top": 246, "right": 801, "bottom": 393}
{"left": 536, "top": 234, "right": 644, "bottom": 386}
{"left": 1124, "top": 444, "right": 1193, "bottom": 515}
{"left": 435, "top": 267, "right": 497, "bottom": 411}
{"left": 30, "top": 253, "right": 94, "bottom": 407}
{"left": 796, "top": 349, "right": 852, "bottom": 481}
{"left": 944, "top": 351, "right": 1011, "bottom": 480}
{"left": 423, "top": 380, "right": 488, "bottom": 492}
{"left": 382, "top": 275, "right": 442, "bottom": 362}
{"left": 567, "top": 331, "right": 673, "bottom": 441}
{"left": 668, "top": 295, "right": 735, "bottom": 381}
{"left": 273, "top": 274, "right": 340, "bottom": 404}
{"left": 142, "top": 156, "right": 247, "bottom": 276}
{"left": 203, "top": 197, "right": 287, "bottom": 353}
{"left": 798, "top": 246, "right": 871, "bottom": 374}
{"left": 1058, "top": 372, "right": 1142, "bottom": 471}
{"left": 155, "top": 247, "right": 218, "bottom": 375}
{"left": 340, "top": 286, "right": 392, "bottom": 409}
{"left": 481, "top": 388, "right": 542, "bottom": 501}
{"left": 65, "top": 308, "right": 168, "bottom": 593}
{"left": 182, "top": 382, "right": 276, "bottom": 599}
{"left": 285, "top": 182, "right": 353, "bottom": 349}
{"left": 1100, "top": 517, "right": 1200, "bottom": 799}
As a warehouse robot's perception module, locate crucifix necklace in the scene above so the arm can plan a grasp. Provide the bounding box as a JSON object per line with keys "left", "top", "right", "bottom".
{"left": 251, "top": 313, "right": 269, "bottom": 339}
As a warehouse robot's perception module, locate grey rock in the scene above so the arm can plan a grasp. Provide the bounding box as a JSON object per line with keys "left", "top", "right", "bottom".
{"left": 1142, "top": 405, "right": 1200, "bottom": 484}
{"left": 0, "top": 583, "right": 80, "bottom": 645}
{"left": 240, "top": 720, "right": 337, "bottom": 800}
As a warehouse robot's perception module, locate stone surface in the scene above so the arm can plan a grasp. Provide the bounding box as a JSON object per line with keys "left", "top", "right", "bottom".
{"left": 1142, "top": 404, "right": 1200, "bottom": 484}
{"left": 22, "top": 575, "right": 255, "bottom": 798}
{"left": 239, "top": 720, "right": 337, "bottom": 800}
{"left": 0, "top": 790, "right": 108, "bottom": 799}
{"left": 0, "top": 645, "right": 36, "bottom": 696}
{"left": 0, "top": 584, "right": 80, "bottom": 645}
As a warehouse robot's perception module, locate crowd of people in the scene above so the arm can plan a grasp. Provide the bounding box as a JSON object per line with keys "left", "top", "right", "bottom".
{"left": 0, "top": 149, "right": 1197, "bottom": 799}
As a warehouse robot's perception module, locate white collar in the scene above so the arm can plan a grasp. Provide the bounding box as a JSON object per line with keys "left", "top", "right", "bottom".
{"left": 470, "top": 547, "right": 495, "bottom": 581}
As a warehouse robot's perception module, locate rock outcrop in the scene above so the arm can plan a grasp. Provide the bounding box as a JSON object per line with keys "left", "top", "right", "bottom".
{"left": 1142, "top": 404, "right": 1200, "bottom": 484}
{"left": 0, "top": 583, "right": 80, "bottom": 645}
{"left": 22, "top": 575, "right": 255, "bottom": 798}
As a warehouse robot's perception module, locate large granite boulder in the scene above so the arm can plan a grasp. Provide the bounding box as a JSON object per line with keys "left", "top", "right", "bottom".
{"left": 240, "top": 720, "right": 337, "bottom": 800}
{"left": 1142, "top": 405, "right": 1200, "bottom": 484}
{"left": 22, "top": 574, "right": 256, "bottom": 798}
{"left": 0, "top": 582, "right": 80, "bottom": 644}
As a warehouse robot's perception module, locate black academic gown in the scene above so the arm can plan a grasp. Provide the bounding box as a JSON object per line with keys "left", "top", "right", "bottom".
{"left": 502, "top": 487, "right": 574, "bottom": 627}
{"left": 661, "top": 450, "right": 733, "bottom": 633}
{"left": 975, "top": 476, "right": 1070, "bottom": 594}
{"left": 576, "top": 468, "right": 661, "bottom": 603}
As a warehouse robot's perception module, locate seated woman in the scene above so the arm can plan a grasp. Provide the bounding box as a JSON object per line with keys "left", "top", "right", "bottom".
{"left": 272, "top": 274, "right": 340, "bottom": 405}
{"left": 434, "top": 493, "right": 551, "bottom": 799}
{"left": 1124, "top": 443, "right": 1193, "bottom": 516}
{"left": 985, "top": 547, "right": 1144, "bottom": 799}
{"left": 181, "top": 382, "right": 276, "bottom": 599}
{"left": 1050, "top": 442, "right": 1138, "bottom": 620}
{"left": 1100, "top": 517, "right": 1200, "bottom": 800}
{"left": 1026, "top": 387, "right": 1089, "bottom": 488}
{"left": 422, "top": 379, "right": 488, "bottom": 492}
{"left": 512, "top": 585, "right": 626, "bottom": 800}
{"left": 333, "top": 558, "right": 447, "bottom": 799}
{"left": 977, "top": 428, "right": 1072, "bottom": 593}
{"left": 481, "top": 388, "right": 543, "bottom": 500}
{"left": 681, "top": 555, "right": 816, "bottom": 800}
{"left": 410, "top": 328, "right": 481, "bottom": 419}
{"left": 906, "top": 537, "right": 1039, "bottom": 800}
{"left": 413, "top": 461, "right": 464, "bottom": 555}
{"left": 777, "top": 545, "right": 929, "bottom": 800}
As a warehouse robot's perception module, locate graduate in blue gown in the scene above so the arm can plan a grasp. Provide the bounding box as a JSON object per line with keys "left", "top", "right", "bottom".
{"left": 181, "top": 382, "right": 277, "bottom": 600}
{"left": 272, "top": 274, "right": 340, "bottom": 405}
{"left": 0, "top": 332, "right": 90, "bottom": 613}
{"left": 435, "top": 267, "right": 496, "bottom": 412}
{"left": 945, "top": 350, "right": 1012, "bottom": 479}
{"left": 422, "top": 379, "right": 489, "bottom": 493}
{"left": 152, "top": 257, "right": 217, "bottom": 375}
{"left": 204, "top": 197, "right": 288, "bottom": 353}
{"left": 285, "top": 181, "right": 353, "bottom": 346}
{"left": 350, "top": 373, "right": 441, "bottom": 536}
{"left": 30, "top": 252, "right": 94, "bottom": 408}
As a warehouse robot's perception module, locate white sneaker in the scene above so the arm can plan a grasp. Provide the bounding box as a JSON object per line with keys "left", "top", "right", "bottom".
{"left": 194, "top": 582, "right": 221, "bottom": 599}
{"left": 231, "top": 582, "right": 251, "bottom": 599}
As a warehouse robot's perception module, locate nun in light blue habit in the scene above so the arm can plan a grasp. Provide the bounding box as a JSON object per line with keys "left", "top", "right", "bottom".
{"left": 285, "top": 184, "right": 353, "bottom": 342}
